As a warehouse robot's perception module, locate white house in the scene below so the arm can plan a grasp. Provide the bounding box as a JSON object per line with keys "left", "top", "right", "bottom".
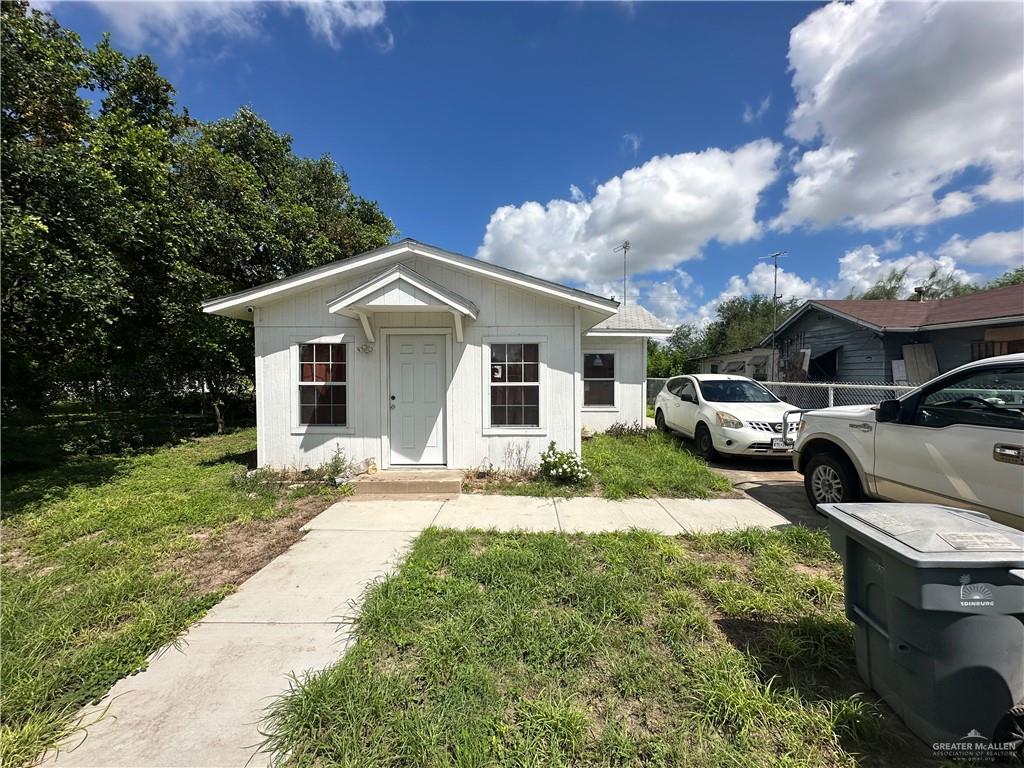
{"left": 203, "top": 239, "right": 670, "bottom": 470}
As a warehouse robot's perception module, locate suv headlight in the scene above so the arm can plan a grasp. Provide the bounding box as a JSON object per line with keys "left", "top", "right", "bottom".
{"left": 715, "top": 411, "right": 743, "bottom": 429}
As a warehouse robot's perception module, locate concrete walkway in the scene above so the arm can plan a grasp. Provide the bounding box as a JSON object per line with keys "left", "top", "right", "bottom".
{"left": 47, "top": 495, "right": 787, "bottom": 768}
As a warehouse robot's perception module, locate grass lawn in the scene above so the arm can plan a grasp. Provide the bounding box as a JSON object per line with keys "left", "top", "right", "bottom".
{"left": 471, "top": 431, "right": 732, "bottom": 500}
{"left": 262, "top": 527, "right": 926, "bottom": 767}
{"left": 0, "top": 429, "right": 346, "bottom": 767}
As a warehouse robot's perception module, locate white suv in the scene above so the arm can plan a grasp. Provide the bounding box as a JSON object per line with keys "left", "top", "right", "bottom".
{"left": 654, "top": 374, "right": 799, "bottom": 459}
{"left": 793, "top": 354, "right": 1024, "bottom": 529}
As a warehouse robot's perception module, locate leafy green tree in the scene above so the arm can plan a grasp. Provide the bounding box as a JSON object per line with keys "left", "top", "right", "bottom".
{"left": 1, "top": 3, "right": 396, "bottom": 422}
{"left": 648, "top": 296, "right": 798, "bottom": 377}
{"left": 856, "top": 268, "right": 907, "bottom": 299}
{"left": 855, "top": 266, "right": 979, "bottom": 300}
{"left": 984, "top": 266, "right": 1024, "bottom": 289}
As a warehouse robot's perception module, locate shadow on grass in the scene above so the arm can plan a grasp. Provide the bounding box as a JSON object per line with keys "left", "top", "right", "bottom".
{"left": 1, "top": 455, "right": 131, "bottom": 520}
{"left": 715, "top": 615, "right": 935, "bottom": 766}
{"left": 200, "top": 449, "right": 258, "bottom": 470}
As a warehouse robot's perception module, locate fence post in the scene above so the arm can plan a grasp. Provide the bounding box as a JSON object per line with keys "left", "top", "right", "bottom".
{"left": 828, "top": 386, "right": 834, "bottom": 407}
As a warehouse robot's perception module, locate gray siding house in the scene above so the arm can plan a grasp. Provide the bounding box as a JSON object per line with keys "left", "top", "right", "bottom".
{"left": 765, "top": 284, "right": 1024, "bottom": 384}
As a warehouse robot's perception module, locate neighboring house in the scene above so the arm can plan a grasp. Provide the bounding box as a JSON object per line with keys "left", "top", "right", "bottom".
{"left": 695, "top": 346, "right": 775, "bottom": 380}
{"left": 764, "top": 285, "right": 1024, "bottom": 383}
{"left": 203, "top": 239, "right": 670, "bottom": 469}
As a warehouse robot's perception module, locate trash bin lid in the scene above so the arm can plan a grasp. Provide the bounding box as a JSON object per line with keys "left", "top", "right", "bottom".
{"left": 818, "top": 503, "right": 1024, "bottom": 568}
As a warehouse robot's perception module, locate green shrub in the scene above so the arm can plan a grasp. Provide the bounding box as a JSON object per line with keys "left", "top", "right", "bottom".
{"left": 539, "top": 441, "right": 590, "bottom": 484}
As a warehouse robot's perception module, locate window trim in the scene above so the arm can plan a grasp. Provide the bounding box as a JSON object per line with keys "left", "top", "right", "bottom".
{"left": 482, "top": 336, "right": 548, "bottom": 436}
{"left": 582, "top": 349, "right": 618, "bottom": 411}
{"left": 289, "top": 335, "right": 355, "bottom": 435}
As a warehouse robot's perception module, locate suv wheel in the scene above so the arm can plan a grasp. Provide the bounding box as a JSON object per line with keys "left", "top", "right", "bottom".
{"left": 694, "top": 423, "right": 718, "bottom": 460}
{"left": 804, "top": 453, "right": 860, "bottom": 508}
{"left": 655, "top": 409, "right": 667, "bottom": 432}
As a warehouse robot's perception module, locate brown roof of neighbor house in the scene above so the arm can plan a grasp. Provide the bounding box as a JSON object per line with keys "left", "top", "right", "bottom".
{"left": 774, "top": 284, "right": 1024, "bottom": 336}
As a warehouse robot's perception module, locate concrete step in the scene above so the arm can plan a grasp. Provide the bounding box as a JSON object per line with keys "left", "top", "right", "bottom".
{"left": 350, "top": 469, "right": 462, "bottom": 497}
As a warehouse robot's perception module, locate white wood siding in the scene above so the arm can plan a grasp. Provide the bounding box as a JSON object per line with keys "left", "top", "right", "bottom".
{"left": 254, "top": 255, "right": 589, "bottom": 470}
{"left": 580, "top": 337, "right": 647, "bottom": 432}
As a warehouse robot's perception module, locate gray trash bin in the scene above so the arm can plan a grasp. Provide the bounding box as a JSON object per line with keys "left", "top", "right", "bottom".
{"left": 818, "top": 502, "right": 1024, "bottom": 748}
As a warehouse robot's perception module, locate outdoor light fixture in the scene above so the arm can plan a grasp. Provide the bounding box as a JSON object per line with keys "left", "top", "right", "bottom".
{"left": 358, "top": 343, "right": 374, "bottom": 354}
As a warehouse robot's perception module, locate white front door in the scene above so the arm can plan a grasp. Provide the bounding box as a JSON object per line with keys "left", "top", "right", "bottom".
{"left": 388, "top": 334, "right": 446, "bottom": 465}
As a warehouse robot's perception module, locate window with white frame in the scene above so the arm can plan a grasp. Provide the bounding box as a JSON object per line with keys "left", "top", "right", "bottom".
{"left": 298, "top": 343, "right": 347, "bottom": 426}
{"left": 489, "top": 342, "right": 539, "bottom": 426}
{"left": 583, "top": 352, "right": 615, "bottom": 407}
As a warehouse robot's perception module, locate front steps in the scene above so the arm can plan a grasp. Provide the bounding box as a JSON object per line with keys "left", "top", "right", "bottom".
{"left": 350, "top": 469, "right": 463, "bottom": 498}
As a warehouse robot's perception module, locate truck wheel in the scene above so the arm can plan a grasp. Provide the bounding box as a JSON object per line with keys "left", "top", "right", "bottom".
{"left": 695, "top": 423, "right": 718, "bottom": 461}
{"left": 655, "top": 409, "right": 667, "bottom": 432}
{"left": 804, "top": 453, "right": 860, "bottom": 508}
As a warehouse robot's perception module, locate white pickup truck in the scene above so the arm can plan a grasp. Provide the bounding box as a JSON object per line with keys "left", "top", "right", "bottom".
{"left": 792, "top": 353, "right": 1024, "bottom": 529}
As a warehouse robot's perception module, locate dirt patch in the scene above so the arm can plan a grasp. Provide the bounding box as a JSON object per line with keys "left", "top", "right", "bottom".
{"left": 168, "top": 494, "right": 338, "bottom": 597}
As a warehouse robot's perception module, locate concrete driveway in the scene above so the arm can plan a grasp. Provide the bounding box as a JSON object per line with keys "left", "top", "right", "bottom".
{"left": 46, "top": 493, "right": 793, "bottom": 768}
{"left": 709, "top": 457, "right": 826, "bottom": 529}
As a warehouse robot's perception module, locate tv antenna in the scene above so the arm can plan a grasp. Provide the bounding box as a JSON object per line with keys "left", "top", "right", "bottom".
{"left": 614, "top": 241, "right": 631, "bottom": 304}
{"left": 759, "top": 251, "right": 787, "bottom": 379}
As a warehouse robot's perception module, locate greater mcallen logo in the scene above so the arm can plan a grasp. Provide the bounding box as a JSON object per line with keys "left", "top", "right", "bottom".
{"left": 959, "top": 575, "right": 995, "bottom": 607}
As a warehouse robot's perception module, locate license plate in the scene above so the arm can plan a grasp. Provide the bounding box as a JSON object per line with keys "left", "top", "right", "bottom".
{"left": 771, "top": 438, "right": 788, "bottom": 450}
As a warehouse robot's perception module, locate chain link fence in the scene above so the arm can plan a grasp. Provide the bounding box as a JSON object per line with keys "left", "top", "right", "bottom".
{"left": 646, "top": 377, "right": 915, "bottom": 410}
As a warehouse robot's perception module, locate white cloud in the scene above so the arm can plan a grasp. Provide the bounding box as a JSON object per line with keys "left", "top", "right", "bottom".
{"left": 775, "top": 0, "right": 1024, "bottom": 231}
{"left": 80, "top": 0, "right": 389, "bottom": 53}
{"left": 742, "top": 95, "right": 771, "bottom": 124}
{"left": 568, "top": 184, "right": 585, "bottom": 203}
{"left": 621, "top": 133, "right": 642, "bottom": 156}
{"left": 936, "top": 230, "right": 1024, "bottom": 268}
{"left": 684, "top": 243, "right": 983, "bottom": 329}
{"left": 477, "top": 139, "right": 782, "bottom": 285}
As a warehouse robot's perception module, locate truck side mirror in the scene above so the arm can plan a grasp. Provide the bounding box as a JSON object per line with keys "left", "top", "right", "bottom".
{"left": 875, "top": 399, "right": 901, "bottom": 423}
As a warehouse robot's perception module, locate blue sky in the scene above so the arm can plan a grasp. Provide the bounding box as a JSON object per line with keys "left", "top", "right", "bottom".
{"left": 45, "top": 1, "right": 1024, "bottom": 325}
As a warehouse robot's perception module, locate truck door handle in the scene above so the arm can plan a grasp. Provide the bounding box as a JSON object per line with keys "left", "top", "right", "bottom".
{"left": 993, "top": 444, "right": 1023, "bottom": 464}
{"left": 849, "top": 423, "right": 873, "bottom": 432}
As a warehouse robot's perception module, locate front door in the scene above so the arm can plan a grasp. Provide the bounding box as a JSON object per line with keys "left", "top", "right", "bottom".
{"left": 388, "top": 334, "right": 446, "bottom": 465}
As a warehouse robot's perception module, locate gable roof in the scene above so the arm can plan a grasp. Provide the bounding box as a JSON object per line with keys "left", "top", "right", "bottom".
{"left": 587, "top": 304, "right": 672, "bottom": 337}
{"left": 769, "top": 284, "right": 1024, "bottom": 339}
{"left": 326, "top": 264, "right": 479, "bottom": 318}
{"left": 203, "top": 238, "right": 619, "bottom": 320}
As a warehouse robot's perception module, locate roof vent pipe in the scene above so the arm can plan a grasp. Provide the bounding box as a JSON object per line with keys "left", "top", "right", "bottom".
{"left": 911, "top": 286, "right": 926, "bottom": 301}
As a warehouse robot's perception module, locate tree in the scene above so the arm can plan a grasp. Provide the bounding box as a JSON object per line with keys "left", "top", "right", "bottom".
{"left": 1, "top": 4, "right": 397, "bottom": 419}
{"left": 986, "top": 266, "right": 1024, "bottom": 289}
{"left": 855, "top": 265, "right": 979, "bottom": 300}
{"left": 857, "top": 268, "right": 907, "bottom": 299}
{"left": 647, "top": 295, "right": 799, "bottom": 377}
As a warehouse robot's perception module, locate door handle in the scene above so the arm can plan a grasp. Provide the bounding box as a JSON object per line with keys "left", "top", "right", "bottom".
{"left": 849, "top": 423, "right": 873, "bottom": 432}
{"left": 993, "top": 444, "right": 1023, "bottom": 465}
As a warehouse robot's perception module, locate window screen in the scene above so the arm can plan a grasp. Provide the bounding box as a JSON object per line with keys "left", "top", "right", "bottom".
{"left": 298, "top": 343, "right": 347, "bottom": 426}
{"left": 490, "top": 343, "right": 540, "bottom": 426}
{"left": 583, "top": 352, "right": 615, "bottom": 406}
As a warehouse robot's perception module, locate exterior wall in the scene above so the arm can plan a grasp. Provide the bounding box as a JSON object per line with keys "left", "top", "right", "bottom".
{"left": 254, "top": 254, "right": 585, "bottom": 470}
{"left": 923, "top": 323, "right": 1024, "bottom": 373}
{"left": 777, "top": 311, "right": 887, "bottom": 381}
{"left": 698, "top": 347, "right": 774, "bottom": 379}
{"left": 580, "top": 337, "right": 646, "bottom": 432}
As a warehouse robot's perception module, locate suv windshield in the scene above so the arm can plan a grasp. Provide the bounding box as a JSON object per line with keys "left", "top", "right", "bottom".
{"left": 697, "top": 379, "right": 778, "bottom": 403}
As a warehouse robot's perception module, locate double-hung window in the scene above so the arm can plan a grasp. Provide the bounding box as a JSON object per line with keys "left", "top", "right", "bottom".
{"left": 298, "top": 343, "right": 347, "bottom": 426}
{"left": 583, "top": 352, "right": 615, "bottom": 407}
{"left": 490, "top": 342, "right": 540, "bottom": 426}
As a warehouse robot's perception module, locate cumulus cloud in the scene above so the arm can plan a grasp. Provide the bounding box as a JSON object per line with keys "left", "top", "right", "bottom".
{"left": 621, "top": 133, "right": 642, "bottom": 156}
{"left": 936, "top": 230, "right": 1024, "bottom": 268}
{"left": 742, "top": 95, "right": 771, "bottom": 124}
{"left": 477, "top": 139, "right": 782, "bottom": 285}
{"left": 682, "top": 243, "right": 983, "bottom": 329}
{"left": 80, "top": 0, "right": 390, "bottom": 53}
{"left": 775, "top": 0, "right": 1024, "bottom": 231}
